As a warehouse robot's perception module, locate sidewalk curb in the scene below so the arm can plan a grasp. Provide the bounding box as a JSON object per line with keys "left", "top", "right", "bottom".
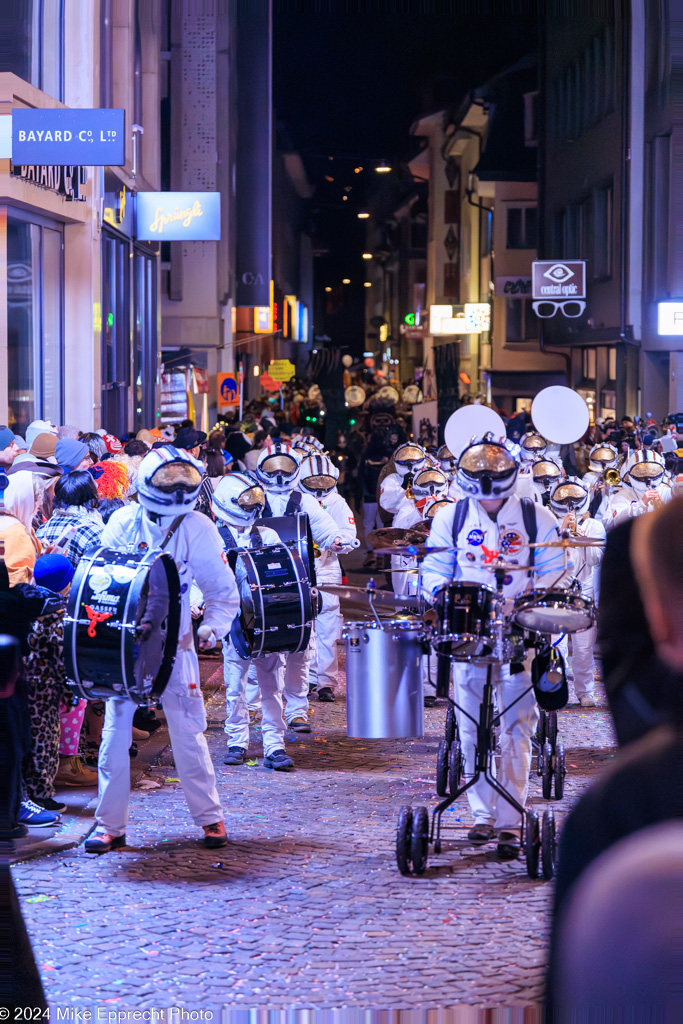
{"left": 10, "top": 663, "right": 225, "bottom": 864}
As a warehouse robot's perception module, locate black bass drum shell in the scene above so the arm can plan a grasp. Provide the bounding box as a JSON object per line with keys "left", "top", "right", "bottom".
{"left": 228, "top": 543, "right": 313, "bottom": 659}
{"left": 265, "top": 512, "right": 317, "bottom": 587}
{"left": 64, "top": 546, "right": 181, "bottom": 703}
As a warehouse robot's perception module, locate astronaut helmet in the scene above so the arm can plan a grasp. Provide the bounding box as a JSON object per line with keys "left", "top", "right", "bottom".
{"left": 255, "top": 440, "right": 301, "bottom": 494}
{"left": 299, "top": 453, "right": 339, "bottom": 498}
{"left": 394, "top": 442, "right": 427, "bottom": 479}
{"left": 411, "top": 468, "right": 448, "bottom": 501}
{"left": 211, "top": 472, "right": 266, "bottom": 526}
{"left": 136, "top": 446, "right": 204, "bottom": 519}
{"left": 520, "top": 432, "right": 547, "bottom": 464}
{"left": 456, "top": 436, "right": 519, "bottom": 500}
{"left": 437, "top": 444, "right": 458, "bottom": 479}
{"left": 423, "top": 495, "right": 456, "bottom": 520}
{"left": 623, "top": 449, "right": 666, "bottom": 498}
{"left": 588, "top": 442, "right": 619, "bottom": 474}
{"left": 549, "top": 475, "right": 590, "bottom": 517}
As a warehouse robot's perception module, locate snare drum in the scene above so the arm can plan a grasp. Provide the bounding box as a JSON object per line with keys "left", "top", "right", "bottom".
{"left": 513, "top": 588, "right": 596, "bottom": 635}
{"left": 433, "top": 581, "right": 494, "bottom": 660}
{"left": 228, "top": 544, "right": 313, "bottom": 659}
{"left": 65, "top": 546, "right": 181, "bottom": 703}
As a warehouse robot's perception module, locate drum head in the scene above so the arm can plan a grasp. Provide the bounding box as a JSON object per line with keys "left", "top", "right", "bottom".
{"left": 444, "top": 405, "right": 506, "bottom": 458}
{"left": 514, "top": 592, "right": 595, "bottom": 635}
{"left": 531, "top": 386, "right": 589, "bottom": 444}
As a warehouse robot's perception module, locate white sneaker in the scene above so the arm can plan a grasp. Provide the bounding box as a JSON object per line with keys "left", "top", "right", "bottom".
{"left": 578, "top": 694, "right": 596, "bottom": 707}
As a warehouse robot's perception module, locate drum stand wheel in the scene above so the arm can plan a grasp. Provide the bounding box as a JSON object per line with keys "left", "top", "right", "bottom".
{"left": 525, "top": 809, "right": 540, "bottom": 879}
{"left": 541, "top": 808, "right": 558, "bottom": 879}
{"left": 448, "top": 740, "right": 463, "bottom": 794}
{"left": 436, "top": 740, "right": 449, "bottom": 797}
{"left": 523, "top": 808, "right": 557, "bottom": 880}
{"left": 541, "top": 741, "right": 553, "bottom": 799}
{"left": 445, "top": 703, "right": 458, "bottom": 745}
{"left": 554, "top": 741, "right": 566, "bottom": 800}
{"left": 396, "top": 806, "right": 413, "bottom": 875}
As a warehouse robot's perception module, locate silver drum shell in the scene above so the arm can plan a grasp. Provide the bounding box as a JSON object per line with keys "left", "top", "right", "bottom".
{"left": 343, "top": 618, "right": 424, "bottom": 738}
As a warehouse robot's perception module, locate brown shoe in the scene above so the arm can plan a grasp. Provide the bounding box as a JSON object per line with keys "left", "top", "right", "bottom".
{"left": 54, "top": 755, "right": 98, "bottom": 788}
{"left": 203, "top": 821, "right": 228, "bottom": 848}
{"left": 132, "top": 726, "right": 150, "bottom": 741}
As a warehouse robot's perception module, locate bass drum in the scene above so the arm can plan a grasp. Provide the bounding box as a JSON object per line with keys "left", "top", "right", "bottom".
{"left": 65, "top": 547, "right": 181, "bottom": 703}
{"left": 267, "top": 512, "right": 317, "bottom": 586}
{"left": 228, "top": 543, "right": 313, "bottom": 659}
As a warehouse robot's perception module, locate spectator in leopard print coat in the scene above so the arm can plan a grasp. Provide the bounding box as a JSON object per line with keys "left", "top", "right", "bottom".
{"left": 22, "top": 554, "right": 96, "bottom": 810}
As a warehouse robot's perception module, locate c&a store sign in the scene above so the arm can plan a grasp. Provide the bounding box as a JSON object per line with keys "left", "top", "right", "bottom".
{"left": 135, "top": 192, "right": 221, "bottom": 241}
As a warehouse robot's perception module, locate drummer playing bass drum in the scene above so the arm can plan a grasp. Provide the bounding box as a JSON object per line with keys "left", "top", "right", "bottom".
{"left": 422, "top": 433, "right": 573, "bottom": 860}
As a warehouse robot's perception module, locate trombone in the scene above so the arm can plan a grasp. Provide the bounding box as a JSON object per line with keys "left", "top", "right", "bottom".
{"left": 602, "top": 467, "right": 621, "bottom": 487}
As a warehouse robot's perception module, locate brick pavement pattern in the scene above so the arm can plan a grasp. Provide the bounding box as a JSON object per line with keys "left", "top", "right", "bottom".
{"left": 13, "top": 647, "right": 615, "bottom": 1012}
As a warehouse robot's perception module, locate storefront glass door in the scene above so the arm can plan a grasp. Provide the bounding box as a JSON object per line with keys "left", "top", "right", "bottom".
{"left": 101, "top": 229, "right": 131, "bottom": 437}
{"left": 7, "top": 213, "right": 64, "bottom": 435}
{"left": 133, "top": 247, "right": 158, "bottom": 432}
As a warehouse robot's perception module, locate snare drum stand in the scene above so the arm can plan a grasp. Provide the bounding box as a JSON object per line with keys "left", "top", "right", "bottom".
{"left": 396, "top": 566, "right": 558, "bottom": 881}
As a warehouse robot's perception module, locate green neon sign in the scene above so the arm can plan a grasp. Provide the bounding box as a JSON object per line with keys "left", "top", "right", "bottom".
{"left": 404, "top": 313, "right": 415, "bottom": 325}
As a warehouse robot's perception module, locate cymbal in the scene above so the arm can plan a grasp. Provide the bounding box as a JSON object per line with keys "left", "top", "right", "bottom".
{"left": 404, "top": 522, "right": 431, "bottom": 542}
{"left": 373, "top": 544, "right": 450, "bottom": 558}
{"left": 529, "top": 536, "right": 607, "bottom": 549}
{"left": 366, "top": 527, "right": 415, "bottom": 549}
{"left": 317, "top": 584, "right": 415, "bottom": 607}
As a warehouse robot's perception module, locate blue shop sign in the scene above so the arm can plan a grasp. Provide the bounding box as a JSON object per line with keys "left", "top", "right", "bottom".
{"left": 135, "top": 191, "right": 221, "bottom": 241}
{"left": 12, "top": 108, "right": 125, "bottom": 166}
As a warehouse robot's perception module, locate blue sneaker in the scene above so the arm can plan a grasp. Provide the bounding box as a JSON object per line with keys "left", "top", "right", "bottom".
{"left": 19, "top": 798, "right": 61, "bottom": 828}
{"left": 263, "top": 749, "right": 294, "bottom": 772}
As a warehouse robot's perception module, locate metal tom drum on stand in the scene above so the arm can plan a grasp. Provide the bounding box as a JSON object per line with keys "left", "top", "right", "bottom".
{"left": 344, "top": 618, "right": 426, "bottom": 738}
{"left": 513, "top": 589, "right": 595, "bottom": 635}
{"left": 65, "top": 546, "right": 181, "bottom": 703}
{"left": 433, "top": 581, "right": 495, "bottom": 660}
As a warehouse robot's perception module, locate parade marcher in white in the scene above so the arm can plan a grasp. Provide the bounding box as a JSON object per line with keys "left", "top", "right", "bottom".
{"left": 211, "top": 473, "right": 295, "bottom": 771}
{"left": 378, "top": 442, "right": 427, "bottom": 516}
{"left": 548, "top": 476, "right": 606, "bottom": 707}
{"left": 528, "top": 455, "right": 563, "bottom": 507}
{"left": 298, "top": 453, "right": 358, "bottom": 702}
{"left": 422, "top": 436, "right": 572, "bottom": 859}
{"left": 610, "top": 449, "right": 671, "bottom": 527}
{"left": 515, "top": 432, "right": 548, "bottom": 500}
{"left": 245, "top": 440, "right": 346, "bottom": 728}
{"left": 581, "top": 442, "right": 623, "bottom": 525}
{"left": 437, "top": 443, "right": 464, "bottom": 501}
{"left": 85, "top": 446, "right": 240, "bottom": 853}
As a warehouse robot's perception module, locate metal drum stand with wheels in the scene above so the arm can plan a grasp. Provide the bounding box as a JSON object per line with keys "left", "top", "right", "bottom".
{"left": 533, "top": 706, "right": 566, "bottom": 800}
{"left": 396, "top": 563, "right": 559, "bottom": 881}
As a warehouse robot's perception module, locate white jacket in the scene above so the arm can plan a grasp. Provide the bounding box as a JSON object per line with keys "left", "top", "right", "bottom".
{"left": 391, "top": 501, "right": 422, "bottom": 597}
{"left": 609, "top": 480, "right": 672, "bottom": 527}
{"left": 310, "top": 490, "right": 357, "bottom": 579}
{"left": 422, "top": 495, "right": 573, "bottom": 602}
{"left": 378, "top": 472, "right": 406, "bottom": 514}
{"left": 552, "top": 514, "right": 605, "bottom": 596}
{"left": 101, "top": 505, "right": 240, "bottom": 646}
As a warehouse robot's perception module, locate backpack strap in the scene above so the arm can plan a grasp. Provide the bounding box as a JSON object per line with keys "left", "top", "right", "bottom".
{"left": 285, "top": 490, "right": 302, "bottom": 516}
{"left": 451, "top": 498, "right": 470, "bottom": 547}
{"left": 249, "top": 524, "right": 264, "bottom": 549}
{"left": 262, "top": 497, "right": 273, "bottom": 519}
{"left": 520, "top": 497, "right": 537, "bottom": 570}
{"left": 217, "top": 525, "right": 237, "bottom": 550}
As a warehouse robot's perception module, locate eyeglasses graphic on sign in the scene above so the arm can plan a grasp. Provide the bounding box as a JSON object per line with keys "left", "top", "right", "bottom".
{"left": 532, "top": 300, "right": 586, "bottom": 318}
{"left": 531, "top": 260, "right": 587, "bottom": 319}
{"left": 135, "top": 192, "right": 221, "bottom": 241}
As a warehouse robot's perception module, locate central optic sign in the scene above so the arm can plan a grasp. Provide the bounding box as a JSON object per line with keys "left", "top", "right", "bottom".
{"left": 532, "top": 260, "right": 586, "bottom": 300}
{"left": 136, "top": 191, "right": 221, "bottom": 241}
{"left": 12, "top": 108, "right": 125, "bottom": 165}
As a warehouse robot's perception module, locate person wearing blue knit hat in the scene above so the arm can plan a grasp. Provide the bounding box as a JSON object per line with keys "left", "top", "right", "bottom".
{"left": 0, "top": 425, "right": 20, "bottom": 467}
{"left": 55, "top": 438, "right": 91, "bottom": 473}
{"left": 33, "top": 552, "right": 75, "bottom": 594}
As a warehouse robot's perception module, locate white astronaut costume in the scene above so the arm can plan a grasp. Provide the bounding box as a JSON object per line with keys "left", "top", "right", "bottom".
{"left": 211, "top": 473, "right": 292, "bottom": 767}
{"left": 422, "top": 440, "right": 572, "bottom": 844}
{"left": 90, "top": 446, "right": 240, "bottom": 849}
{"left": 298, "top": 454, "right": 358, "bottom": 698}
{"left": 548, "top": 477, "right": 606, "bottom": 705}
{"left": 515, "top": 433, "right": 548, "bottom": 501}
{"left": 244, "top": 441, "right": 344, "bottom": 725}
{"left": 580, "top": 443, "right": 624, "bottom": 526}
{"left": 609, "top": 450, "right": 672, "bottom": 527}
{"left": 379, "top": 442, "right": 428, "bottom": 516}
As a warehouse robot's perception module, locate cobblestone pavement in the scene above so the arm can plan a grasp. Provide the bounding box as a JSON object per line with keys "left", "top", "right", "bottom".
{"left": 13, "top": 634, "right": 615, "bottom": 1015}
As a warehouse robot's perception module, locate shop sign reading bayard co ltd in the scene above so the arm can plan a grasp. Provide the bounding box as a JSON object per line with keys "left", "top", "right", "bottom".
{"left": 135, "top": 192, "right": 221, "bottom": 241}
{"left": 12, "top": 108, "right": 125, "bottom": 166}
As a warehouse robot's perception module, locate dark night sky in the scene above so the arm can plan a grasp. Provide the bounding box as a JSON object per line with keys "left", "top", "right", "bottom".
{"left": 272, "top": 11, "right": 537, "bottom": 349}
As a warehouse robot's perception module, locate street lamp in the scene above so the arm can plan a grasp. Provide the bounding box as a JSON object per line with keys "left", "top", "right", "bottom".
{"left": 357, "top": 211, "right": 370, "bottom": 219}
{"left": 375, "top": 161, "right": 391, "bottom": 173}
{"left": 342, "top": 278, "right": 351, "bottom": 284}
{"left": 364, "top": 282, "right": 372, "bottom": 288}
{"left": 362, "top": 253, "right": 373, "bottom": 260}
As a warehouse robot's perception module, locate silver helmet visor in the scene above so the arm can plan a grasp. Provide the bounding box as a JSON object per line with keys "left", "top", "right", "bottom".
{"left": 303, "top": 474, "right": 335, "bottom": 492}
{"left": 259, "top": 454, "right": 298, "bottom": 478}
{"left": 236, "top": 485, "right": 266, "bottom": 512}
{"left": 459, "top": 443, "right": 516, "bottom": 479}
{"left": 630, "top": 463, "right": 663, "bottom": 481}
{"left": 552, "top": 483, "right": 587, "bottom": 506}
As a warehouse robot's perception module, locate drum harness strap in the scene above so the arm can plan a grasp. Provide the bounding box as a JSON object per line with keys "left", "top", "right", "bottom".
{"left": 217, "top": 524, "right": 264, "bottom": 551}
{"left": 451, "top": 497, "right": 537, "bottom": 574}
{"left": 262, "top": 490, "right": 302, "bottom": 519}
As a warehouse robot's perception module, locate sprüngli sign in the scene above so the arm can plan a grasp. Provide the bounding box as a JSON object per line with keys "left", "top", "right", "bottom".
{"left": 135, "top": 192, "right": 221, "bottom": 241}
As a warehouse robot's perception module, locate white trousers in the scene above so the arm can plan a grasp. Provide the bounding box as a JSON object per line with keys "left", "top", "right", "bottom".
{"left": 309, "top": 590, "right": 342, "bottom": 692}
{"left": 95, "top": 648, "right": 222, "bottom": 837}
{"left": 224, "top": 646, "right": 285, "bottom": 755}
{"left": 558, "top": 626, "right": 597, "bottom": 698}
{"left": 452, "top": 661, "right": 538, "bottom": 831}
{"left": 246, "top": 628, "right": 315, "bottom": 723}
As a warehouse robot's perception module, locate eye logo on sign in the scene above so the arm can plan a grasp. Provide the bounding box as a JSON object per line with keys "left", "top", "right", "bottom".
{"left": 467, "top": 529, "right": 485, "bottom": 546}
{"left": 543, "top": 263, "right": 574, "bottom": 284}
{"left": 532, "top": 260, "right": 586, "bottom": 320}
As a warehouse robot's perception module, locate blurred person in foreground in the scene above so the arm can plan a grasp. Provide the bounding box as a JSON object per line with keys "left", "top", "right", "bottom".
{"left": 548, "top": 497, "right": 683, "bottom": 1018}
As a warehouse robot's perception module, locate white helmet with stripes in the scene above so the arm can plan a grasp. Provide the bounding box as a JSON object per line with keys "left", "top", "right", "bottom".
{"left": 136, "top": 445, "right": 203, "bottom": 519}
{"left": 211, "top": 472, "right": 266, "bottom": 525}
{"left": 299, "top": 452, "right": 339, "bottom": 498}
